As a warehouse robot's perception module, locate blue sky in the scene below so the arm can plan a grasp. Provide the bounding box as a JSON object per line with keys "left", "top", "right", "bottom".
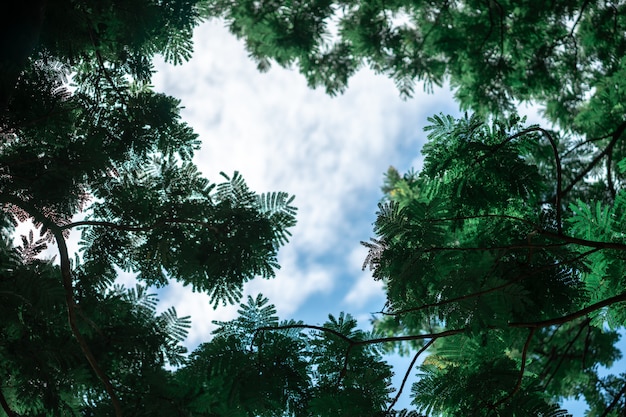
{"left": 140, "top": 18, "right": 593, "bottom": 415}
{"left": 149, "top": 19, "right": 459, "bottom": 339}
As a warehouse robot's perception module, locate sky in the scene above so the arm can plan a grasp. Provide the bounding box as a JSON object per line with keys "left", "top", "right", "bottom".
{"left": 139, "top": 18, "right": 600, "bottom": 415}
{"left": 149, "top": 19, "right": 459, "bottom": 344}
{"left": 144, "top": 17, "right": 461, "bottom": 411}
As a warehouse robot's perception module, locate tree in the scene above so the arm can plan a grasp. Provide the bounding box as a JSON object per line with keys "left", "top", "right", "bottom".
{"left": 0, "top": 1, "right": 301, "bottom": 415}
{"left": 208, "top": 0, "right": 626, "bottom": 415}
{"left": 2, "top": 1, "right": 626, "bottom": 416}
{"left": 365, "top": 113, "right": 626, "bottom": 416}
{"left": 210, "top": 0, "right": 625, "bottom": 129}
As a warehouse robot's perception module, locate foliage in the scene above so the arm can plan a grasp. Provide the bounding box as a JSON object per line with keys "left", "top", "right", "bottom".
{"left": 2, "top": 0, "right": 626, "bottom": 416}
{"left": 207, "top": 0, "right": 626, "bottom": 125}
{"left": 368, "top": 113, "right": 626, "bottom": 416}
{"left": 0, "top": 1, "right": 300, "bottom": 415}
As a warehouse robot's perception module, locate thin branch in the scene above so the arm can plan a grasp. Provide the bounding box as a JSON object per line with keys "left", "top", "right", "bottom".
{"left": 338, "top": 344, "right": 353, "bottom": 385}
{"left": 569, "top": 0, "right": 590, "bottom": 38}
{"left": 255, "top": 324, "right": 465, "bottom": 347}
{"left": 537, "top": 128, "right": 563, "bottom": 233}
{"left": 599, "top": 382, "right": 626, "bottom": 417}
{"left": 467, "top": 126, "right": 563, "bottom": 229}
{"left": 61, "top": 218, "right": 220, "bottom": 234}
{"left": 52, "top": 228, "right": 123, "bottom": 416}
{"left": 382, "top": 248, "right": 599, "bottom": 317}
{"left": 559, "top": 121, "right": 626, "bottom": 198}
{"left": 86, "top": 25, "right": 128, "bottom": 108}
{"left": 0, "top": 194, "right": 123, "bottom": 416}
{"left": 430, "top": 213, "right": 538, "bottom": 227}
{"left": 416, "top": 242, "right": 568, "bottom": 253}
{"left": 562, "top": 133, "right": 610, "bottom": 159}
{"left": 540, "top": 230, "right": 626, "bottom": 251}
{"left": 491, "top": 328, "right": 536, "bottom": 409}
{"left": 541, "top": 318, "right": 590, "bottom": 390}
{"left": 386, "top": 338, "right": 436, "bottom": 413}
{"left": 256, "top": 323, "right": 354, "bottom": 345}
{"left": 509, "top": 291, "right": 626, "bottom": 329}
{"left": 607, "top": 146, "right": 616, "bottom": 199}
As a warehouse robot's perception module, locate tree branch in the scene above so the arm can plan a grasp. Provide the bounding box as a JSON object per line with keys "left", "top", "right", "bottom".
{"left": 559, "top": 121, "right": 626, "bottom": 198}
{"left": 386, "top": 338, "right": 436, "bottom": 413}
{"left": 52, "top": 227, "right": 123, "bottom": 416}
{"left": 256, "top": 323, "right": 465, "bottom": 347}
{"left": 0, "top": 194, "right": 123, "bottom": 416}
{"left": 61, "top": 218, "right": 220, "bottom": 234}
{"left": 540, "top": 318, "right": 590, "bottom": 390}
{"left": 382, "top": 248, "right": 599, "bottom": 317}
{"left": 491, "top": 328, "right": 536, "bottom": 409}
{"left": 600, "top": 381, "right": 626, "bottom": 417}
{"left": 509, "top": 291, "right": 626, "bottom": 329}
{"left": 473, "top": 126, "right": 564, "bottom": 229}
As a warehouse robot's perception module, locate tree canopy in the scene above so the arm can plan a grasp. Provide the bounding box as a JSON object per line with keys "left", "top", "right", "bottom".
{"left": 1, "top": 0, "right": 626, "bottom": 416}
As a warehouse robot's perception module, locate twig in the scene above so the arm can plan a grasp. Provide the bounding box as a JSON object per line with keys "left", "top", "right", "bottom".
{"left": 61, "top": 218, "right": 220, "bottom": 234}
{"left": 539, "top": 230, "right": 626, "bottom": 252}
{"left": 382, "top": 248, "right": 599, "bottom": 317}
{"left": 599, "top": 382, "right": 626, "bottom": 417}
{"left": 558, "top": 120, "right": 626, "bottom": 199}
{"left": 491, "top": 328, "right": 536, "bottom": 409}
{"left": 0, "top": 194, "right": 123, "bottom": 416}
{"left": 386, "top": 338, "right": 436, "bottom": 413}
{"left": 53, "top": 229, "right": 122, "bottom": 416}
{"left": 540, "top": 318, "right": 590, "bottom": 390}
{"left": 474, "top": 127, "right": 564, "bottom": 230}
{"left": 509, "top": 291, "right": 626, "bottom": 329}
{"left": 255, "top": 324, "right": 465, "bottom": 347}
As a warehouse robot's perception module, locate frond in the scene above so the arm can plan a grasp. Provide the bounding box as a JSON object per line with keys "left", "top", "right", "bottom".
{"left": 256, "top": 191, "right": 297, "bottom": 246}
{"left": 157, "top": 306, "right": 192, "bottom": 344}
{"left": 216, "top": 171, "right": 257, "bottom": 207}
{"left": 361, "top": 237, "right": 387, "bottom": 272}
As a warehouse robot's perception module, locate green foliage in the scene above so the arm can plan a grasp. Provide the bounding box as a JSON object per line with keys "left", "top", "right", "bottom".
{"left": 367, "top": 112, "right": 626, "bottom": 415}
{"left": 206, "top": 0, "right": 626, "bottom": 130}
{"left": 0, "top": 1, "right": 299, "bottom": 415}
{"left": 3, "top": 1, "right": 626, "bottom": 416}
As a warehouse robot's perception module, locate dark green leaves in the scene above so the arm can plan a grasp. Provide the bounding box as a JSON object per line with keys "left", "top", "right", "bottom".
{"left": 365, "top": 113, "right": 626, "bottom": 415}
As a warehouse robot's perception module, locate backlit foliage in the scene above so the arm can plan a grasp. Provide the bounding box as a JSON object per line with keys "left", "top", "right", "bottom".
{"left": 2, "top": 0, "right": 626, "bottom": 416}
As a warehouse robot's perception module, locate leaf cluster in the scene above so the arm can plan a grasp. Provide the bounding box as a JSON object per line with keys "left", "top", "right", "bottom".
{"left": 366, "top": 113, "right": 626, "bottom": 415}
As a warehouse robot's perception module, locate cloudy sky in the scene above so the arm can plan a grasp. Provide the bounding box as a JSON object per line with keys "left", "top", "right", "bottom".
{"left": 150, "top": 19, "right": 459, "bottom": 339}
{"left": 140, "top": 18, "right": 587, "bottom": 414}
{"left": 142, "top": 17, "right": 460, "bottom": 411}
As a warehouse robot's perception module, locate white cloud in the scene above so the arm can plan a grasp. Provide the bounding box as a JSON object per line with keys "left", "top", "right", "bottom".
{"left": 157, "top": 279, "right": 240, "bottom": 348}
{"left": 150, "top": 19, "right": 458, "bottom": 340}
{"left": 244, "top": 245, "right": 335, "bottom": 316}
{"left": 343, "top": 244, "right": 385, "bottom": 309}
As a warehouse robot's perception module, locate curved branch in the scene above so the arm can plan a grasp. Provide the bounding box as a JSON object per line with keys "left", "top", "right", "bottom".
{"left": 0, "top": 194, "right": 123, "bottom": 416}
{"left": 540, "top": 318, "right": 590, "bottom": 390}
{"left": 255, "top": 323, "right": 354, "bottom": 345}
{"left": 540, "top": 230, "right": 626, "bottom": 251}
{"left": 256, "top": 323, "right": 465, "bottom": 346}
{"left": 491, "top": 328, "right": 536, "bottom": 409}
{"left": 61, "top": 218, "right": 219, "bottom": 233}
{"left": 534, "top": 128, "right": 563, "bottom": 233}
{"left": 509, "top": 291, "right": 626, "bottom": 329}
{"left": 386, "top": 338, "right": 436, "bottom": 413}
{"left": 466, "top": 126, "right": 564, "bottom": 228}
{"left": 559, "top": 121, "right": 626, "bottom": 198}
{"left": 53, "top": 228, "right": 123, "bottom": 416}
{"left": 382, "top": 248, "right": 599, "bottom": 317}
{"left": 0, "top": 387, "right": 18, "bottom": 417}
{"left": 599, "top": 382, "right": 626, "bottom": 417}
